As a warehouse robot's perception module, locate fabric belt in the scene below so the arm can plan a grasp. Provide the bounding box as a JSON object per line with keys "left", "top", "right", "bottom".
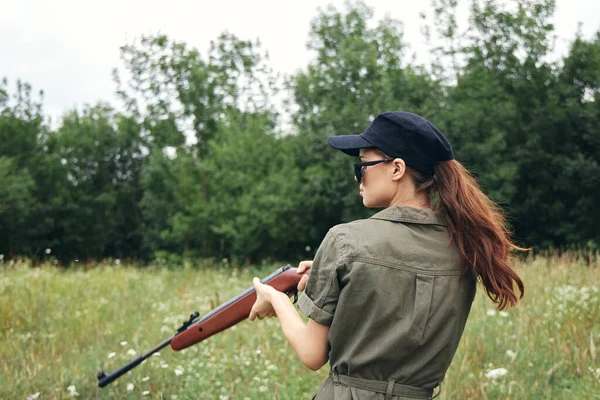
{"left": 329, "top": 371, "right": 440, "bottom": 400}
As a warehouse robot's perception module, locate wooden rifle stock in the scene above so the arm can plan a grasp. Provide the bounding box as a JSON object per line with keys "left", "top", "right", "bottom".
{"left": 171, "top": 264, "right": 304, "bottom": 350}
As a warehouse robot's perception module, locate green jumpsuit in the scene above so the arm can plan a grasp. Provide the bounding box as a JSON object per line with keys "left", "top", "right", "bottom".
{"left": 297, "top": 206, "right": 477, "bottom": 400}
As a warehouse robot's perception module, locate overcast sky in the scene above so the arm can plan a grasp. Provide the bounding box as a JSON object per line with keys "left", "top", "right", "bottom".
{"left": 2, "top": 0, "right": 599, "bottom": 125}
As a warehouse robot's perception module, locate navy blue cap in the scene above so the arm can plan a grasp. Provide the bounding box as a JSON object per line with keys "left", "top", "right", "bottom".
{"left": 327, "top": 111, "right": 454, "bottom": 175}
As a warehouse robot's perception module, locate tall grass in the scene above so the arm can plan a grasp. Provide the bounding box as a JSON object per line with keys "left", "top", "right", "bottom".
{"left": 1, "top": 255, "right": 598, "bottom": 399}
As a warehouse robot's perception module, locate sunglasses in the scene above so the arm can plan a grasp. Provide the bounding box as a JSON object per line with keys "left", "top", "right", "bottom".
{"left": 353, "top": 159, "right": 394, "bottom": 183}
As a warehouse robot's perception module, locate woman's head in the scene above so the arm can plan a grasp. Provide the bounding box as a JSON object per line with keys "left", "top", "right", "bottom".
{"left": 355, "top": 148, "right": 430, "bottom": 209}
{"left": 328, "top": 111, "right": 525, "bottom": 310}
{"left": 328, "top": 111, "right": 455, "bottom": 176}
{"left": 328, "top": 112, "right": 453, "bottom": 208}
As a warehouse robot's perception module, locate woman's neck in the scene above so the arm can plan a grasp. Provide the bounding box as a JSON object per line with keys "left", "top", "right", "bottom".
{"left": 389, "top": 198, "right": 431, "bottom": 209}
{"left": 388, "top": 188, "right": 431, "bottom": 209}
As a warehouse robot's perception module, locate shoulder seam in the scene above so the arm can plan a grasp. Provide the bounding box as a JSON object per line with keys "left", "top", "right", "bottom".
{"left": 344, "top": 255, "right": 463, "bottom": 276}
{"left": 329, "top": 228, "right": 349, "bottom": 260}
{"left": 370, "top": 216, "right": 446, "bottom": 226}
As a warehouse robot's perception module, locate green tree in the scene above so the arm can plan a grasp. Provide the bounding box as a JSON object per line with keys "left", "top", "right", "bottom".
{"left": 513, "top": 31, "right": 600, "bottom": 248}
{"left": 37, "top": 104, "right": 145, "bottom": 261}
{"left": 139, "top": 147, "right": 207, "bottom": 259}
{"left": 115, "top": 32, "right": 279, "bottom": 155}
{"left": 120, "top": 33, "right": 283, "bottom": 261}
{"left": 0, "top": 157, "right": 34, "bottom": 256}
{"left": 0, "top": 79, "right": 44, "bottom": 257}
{"left": 203, "top": 111, "right": 306, "bottom": 263}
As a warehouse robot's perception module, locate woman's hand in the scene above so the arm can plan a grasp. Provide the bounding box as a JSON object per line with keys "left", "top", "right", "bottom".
{"left": 249, "top": 277, "right": 278, "bottom": 321}
{"left": 297, "top": 260, "right": 312, "bottom": 292}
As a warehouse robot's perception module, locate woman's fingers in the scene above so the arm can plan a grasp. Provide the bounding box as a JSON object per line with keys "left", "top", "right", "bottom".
{"left": 297, "top": 261, "right": 312, "bottom": 291}
{"left": 298, "top": 274, "right": 309, "bottom": 292}
{"left": 249, "top": 306, "right": 258, "bottom": 321}
{"left": 250, "top": 305, "right": 276, "bottom": 321}
{"left": 250, "top": 277, "right": 279, "bottom": 321}
{"left": 297, "top": 260, "right": 313, "bottom": 273}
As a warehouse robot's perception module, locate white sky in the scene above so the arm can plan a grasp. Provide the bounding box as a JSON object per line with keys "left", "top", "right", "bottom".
{"left": 2, "top": 0, "right": 599, "bottom": 125}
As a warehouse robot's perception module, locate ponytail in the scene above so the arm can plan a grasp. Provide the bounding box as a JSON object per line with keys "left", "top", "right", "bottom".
{"left": 409, "top": 160, "right": 525, "bottom": 310}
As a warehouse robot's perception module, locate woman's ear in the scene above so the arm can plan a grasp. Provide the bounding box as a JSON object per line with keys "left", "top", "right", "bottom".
{"left": 391, "top": 158, "right": 406, "bottom": 181}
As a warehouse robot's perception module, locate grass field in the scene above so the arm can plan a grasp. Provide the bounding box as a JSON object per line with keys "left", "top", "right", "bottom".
{"left": 1, "top": 254, "right": 599, "bottom": 399}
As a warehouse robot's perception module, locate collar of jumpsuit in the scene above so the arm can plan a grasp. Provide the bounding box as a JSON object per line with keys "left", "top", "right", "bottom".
{"left": 369, "top": 205, "right": 446, "bottom": 226}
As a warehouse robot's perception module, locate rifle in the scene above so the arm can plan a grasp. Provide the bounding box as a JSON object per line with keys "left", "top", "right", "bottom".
{"left": 97, "top": 264, "right": 306, "bottom": 388}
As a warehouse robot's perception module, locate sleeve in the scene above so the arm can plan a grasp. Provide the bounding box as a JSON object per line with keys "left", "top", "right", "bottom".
{"left": 297, "top": 229, "right": 343, "bottom": 326}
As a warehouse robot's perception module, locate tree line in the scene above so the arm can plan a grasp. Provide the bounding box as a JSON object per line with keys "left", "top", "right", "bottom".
{"left": 1, "top": 0, "right": 599, "bottom": 265}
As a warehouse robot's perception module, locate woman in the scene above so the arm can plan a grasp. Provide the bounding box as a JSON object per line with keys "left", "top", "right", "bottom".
{"left": 249, "top": 111, "right": 524, "bottom": 399}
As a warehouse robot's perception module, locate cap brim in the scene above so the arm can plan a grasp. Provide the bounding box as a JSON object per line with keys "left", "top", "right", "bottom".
{"left": 327, "top": 134, "right": 373, "bottom": 157}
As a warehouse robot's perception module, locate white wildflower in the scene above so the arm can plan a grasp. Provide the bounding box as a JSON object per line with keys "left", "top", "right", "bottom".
{"left": 258, "top": 386, "right": 267, "bottom": 392}
{"left": 67, "top": 385, "right": 79, "bottom": 397}
{"left": 589, "top": 367, "right": 600, "bottom": 381}
{"left": 143, "top": 390, "right": 150, "bottom": 396}
{"left": 174, "top": 366, "right": 184, "bottom": 376}
{"left": 152, "top": 352, "right": 161, "bottom": 357}
{"left": 45, "top": 248, "right": 51, "bottom": 255}
{"left": 127, "top": 383, "right": 134, "bottom": 391}
{"left": 485, "top": 368, "right": 508, "bottom": 380}
{"left": 26, "top": 392, "right": 40, "bottom": 400}
{"left": 506, "top": 350, "right": 517, "bottom": 361}
{"left": 256, "top": 349, "right": 262, "bottom": 355}
{"left": 115, "top": 259, "right": 120, "bottom": 265}
{"left": 499, "top": 311, "right": 509, "bottom": 317}
{"left": 161, "top": 363, "right": 169, "bottom": 369}
{"left": 108, "top": 352, "right": 116, "bottom": 359}
{"left": 127, "top": 349, "right": 136, "bottom": 356}
{"left": 219, "top": 395, "right": 229, "bottom": 400}
{"left": 0, "top": 254, "right": 4, "bottom": 260}
{"left": 305, "top": 246, "right": 311, "bottom": 252}
{"left": 142, "top": 376, "right": 150, "bottom": 382}
{"left": 120, "top": 341, "right": 128, "bottom": 346}
{"left": 486, "top": 309, "right": 497, "bottom": 316}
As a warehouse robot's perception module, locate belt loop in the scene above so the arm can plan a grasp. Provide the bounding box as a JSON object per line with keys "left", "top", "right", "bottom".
{"left": 430, "top": 382, "right": 442, "bottom": 400}
{"left": 331, "top": 371, "right": 340, "bottom": 386}
{"left": 385, "top": 379, "right": 395, "bottom": 400}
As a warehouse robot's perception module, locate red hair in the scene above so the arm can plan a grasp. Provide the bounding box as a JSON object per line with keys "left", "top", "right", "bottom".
{"left": 411, "top": 160, "right": 525, "bottom": 310}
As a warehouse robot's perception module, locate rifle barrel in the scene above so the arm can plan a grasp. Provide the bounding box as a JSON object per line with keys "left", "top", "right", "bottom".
{"left": 97, "top": 336, "right": 173, "bottom": 387}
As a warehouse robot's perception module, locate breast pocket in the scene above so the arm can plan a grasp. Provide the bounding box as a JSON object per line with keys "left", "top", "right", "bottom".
{"left": 410, "top": 274, "right": 434, "bottom": 344}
